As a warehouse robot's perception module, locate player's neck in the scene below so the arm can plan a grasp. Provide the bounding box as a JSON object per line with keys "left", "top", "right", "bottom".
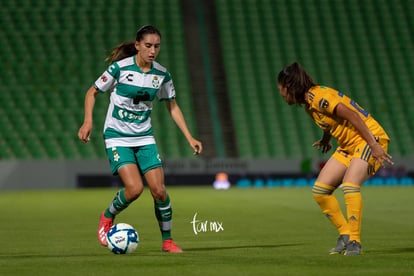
{"left": 135, "top": 56, "right": 152, "bottom": 72}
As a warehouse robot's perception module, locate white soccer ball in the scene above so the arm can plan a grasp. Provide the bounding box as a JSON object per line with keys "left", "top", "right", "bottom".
{"left": 106, "top": 223, "right": 139, "bottom": 254}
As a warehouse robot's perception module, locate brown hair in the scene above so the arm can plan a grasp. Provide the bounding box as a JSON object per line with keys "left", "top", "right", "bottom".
{"left": 105, "top": 41, "right": 137, "bottom": 63}
{"left": 105, "top": 25, "right": 162, "bottom": 63}
{"left": 278, "top": 62, "right": 315, "bottom": 104}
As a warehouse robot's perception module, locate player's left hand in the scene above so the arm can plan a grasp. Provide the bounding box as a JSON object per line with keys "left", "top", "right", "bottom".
{"left": 190, "top": 139, "right": 203, "bottom": 155}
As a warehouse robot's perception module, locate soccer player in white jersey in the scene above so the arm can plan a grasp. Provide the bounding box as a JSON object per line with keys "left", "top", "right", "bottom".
{"left": 78, "top": 25, "right": 203, "bottom": 253}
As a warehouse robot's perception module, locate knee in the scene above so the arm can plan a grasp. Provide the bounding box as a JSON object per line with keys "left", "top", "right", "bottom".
{"left": 312, "top": 182, "right": 335, "bottom": 199}
{"left": 151, "top": 186, "right": 167, "bottom": 202}
{"left": 125, "top": 185, "right": 144, "bottom": 201}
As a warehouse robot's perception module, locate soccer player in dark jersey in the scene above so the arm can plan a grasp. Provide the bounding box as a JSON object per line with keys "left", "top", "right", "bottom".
{"left": 277, "top": 62, "right": 393, "bottom": 255}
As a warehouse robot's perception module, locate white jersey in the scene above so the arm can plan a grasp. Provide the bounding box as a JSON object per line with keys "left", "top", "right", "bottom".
{"left": 94, "top": 56, "right": 176, "bottom": 148}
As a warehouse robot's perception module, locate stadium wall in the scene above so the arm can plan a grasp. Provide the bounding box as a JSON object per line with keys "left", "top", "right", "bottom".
{"left": 0, "top": 158, "right": 413, "bottom": 190}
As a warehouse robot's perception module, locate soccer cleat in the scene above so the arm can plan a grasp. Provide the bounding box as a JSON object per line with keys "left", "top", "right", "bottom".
{"left": 344, "top": 240, "right": 362, "bottom": 256}
{"left": 98, "top": 212, "right": 114, "bottom": 247}
{"left": 162, "top": 239, "right": 183, "bottom": 253}
{"left": 329, "top": 234, "right": 350, "bottom": 255}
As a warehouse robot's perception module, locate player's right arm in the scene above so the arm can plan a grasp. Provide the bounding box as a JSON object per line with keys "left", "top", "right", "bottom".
{"left": 78, "top": 86, "right": 99, "bottom": 143}
{"left": 78, "top": 64, "right": 117, "bottom": 143}
{"left": 312, "top": 131, "right": 332, "bottom": 153}
{"left": 334, "top": 103, "right": 393, "bottom": 166}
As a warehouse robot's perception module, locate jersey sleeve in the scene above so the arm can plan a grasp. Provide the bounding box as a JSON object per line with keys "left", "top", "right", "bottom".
{"left": 311, "top": 86, "right": 342, "bottom": 115}
{"left": 157, "top": 72, "right": 176, "bottom": 101}
{"left": 94, "top": 63, "right": 120, "bottom": 93}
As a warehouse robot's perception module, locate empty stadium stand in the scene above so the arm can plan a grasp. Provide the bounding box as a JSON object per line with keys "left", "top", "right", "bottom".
{"left": 0, "top": 0, "right": 197, "bottom": 159}
{"left": 0, "top": 0, "right": 412, "bottom": 160}
{"left": 215, "top": 0, "right": 413, "bottom": 158}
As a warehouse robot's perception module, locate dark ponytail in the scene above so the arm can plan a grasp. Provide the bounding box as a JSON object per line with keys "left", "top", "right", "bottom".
{"left": 105, "top": 41, "right": 137, "bottom": 63}
{"left": 105, "top": 25, "right": 161, "bottom": 64}
{"left": 278, "top": 62, "right": 315, "bottom": 104}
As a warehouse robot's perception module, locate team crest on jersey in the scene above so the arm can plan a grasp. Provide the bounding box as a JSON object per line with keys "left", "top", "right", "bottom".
{"left": 112, "top": 147, "right": 120, "bottom": 162}
{"left": 101, "top": 75, "right": 108, "bottom": 82}
{"left": 152, "top": 76, "right": 160, "bottom": 88}
{"left": 319, "top": 98, "right": 329, "bottom": 109}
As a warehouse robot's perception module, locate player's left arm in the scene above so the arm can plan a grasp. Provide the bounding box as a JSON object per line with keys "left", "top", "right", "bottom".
{"left": 334, "top": 103, "right": 393, "bottom": 166}
{"left": 165, "top": 99, "right": 203, "bottom": 155}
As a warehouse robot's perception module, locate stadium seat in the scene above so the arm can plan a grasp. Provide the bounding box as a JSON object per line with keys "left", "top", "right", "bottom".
{"left": 215, "top": 0, "right": 413, "bottom": 159}
{"left": 1, "top": 0, "right": 412, "bottom": 160}
{"left": 1, "top": 0, "right": 197, "bottom": 159}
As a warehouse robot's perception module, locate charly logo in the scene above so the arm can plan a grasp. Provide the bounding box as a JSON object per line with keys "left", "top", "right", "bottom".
{"left": 190, "top": 212, "right": 224, "bottom": 235}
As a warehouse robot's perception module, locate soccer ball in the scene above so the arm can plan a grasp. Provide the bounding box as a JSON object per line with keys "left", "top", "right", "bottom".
{"left": 106, "top": 223, "right": 139, "bottom": 254}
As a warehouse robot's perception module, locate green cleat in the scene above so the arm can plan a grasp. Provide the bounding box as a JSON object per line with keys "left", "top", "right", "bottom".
{"left": 329, "top": 234, "right": 350, "bottom": 255}
{"left": 344, "top": 240, "right": 362, "bottom": 256}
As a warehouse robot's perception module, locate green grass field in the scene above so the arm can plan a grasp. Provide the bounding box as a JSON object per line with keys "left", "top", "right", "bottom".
{"left": 1, "top": 186, "right": 413, "bottom": 275}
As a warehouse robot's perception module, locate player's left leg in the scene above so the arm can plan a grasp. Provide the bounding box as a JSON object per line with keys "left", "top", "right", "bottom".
{"left": 342, "top": 139, "right": 388, "bottom": 256}
{"left": 340, "top": 152, "right": 372, "bottom": 255}
{"left": 144, "top": 167, "right": 171, "bottom": 239}
{"left": 138, "top": 144, "right": 183, "bottom": 253}
{"left": 341, "top": 159, "right": 367, "bottom": 256}
{"left": 144, "top": 167, "right": 183, "bottom": 253}
{"left": 341, "top": 178, "right": 364, "bottom": 256}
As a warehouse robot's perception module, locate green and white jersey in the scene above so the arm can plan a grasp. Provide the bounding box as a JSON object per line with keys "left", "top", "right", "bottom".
{"left": 94, "top": 56, "right": 176, "bottom": 148}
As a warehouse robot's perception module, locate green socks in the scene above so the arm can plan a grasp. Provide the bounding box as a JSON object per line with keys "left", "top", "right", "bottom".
{"left": 104, "top": 190, "right": 173, "bottom": 241}
{"left": 104, "top": 188, "right": 131, "bottom": 219}
{"left": 154, "top": 195, "right": 173, "bottom": 241}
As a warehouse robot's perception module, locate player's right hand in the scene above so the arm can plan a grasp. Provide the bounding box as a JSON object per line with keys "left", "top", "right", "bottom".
{"left": 78, "top": 123, "right": 92, "bottom": 143}
{"left": 312, "top": 140, "right": 332, "bottom": 153}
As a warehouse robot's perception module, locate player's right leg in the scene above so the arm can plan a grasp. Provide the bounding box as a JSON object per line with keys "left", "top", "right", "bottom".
{"left": 98, "top": 147, "right": 144, "bottom": 246}
{"left": 98, "top": 212, "right": 114, "bottom": 247}
{"left": 312, "top": 156, "right": 349, "bottom": 254}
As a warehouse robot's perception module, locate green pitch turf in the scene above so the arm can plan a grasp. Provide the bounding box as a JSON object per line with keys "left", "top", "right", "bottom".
{"left": 0, "top": 186, "right": 413, "bottom": 275}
